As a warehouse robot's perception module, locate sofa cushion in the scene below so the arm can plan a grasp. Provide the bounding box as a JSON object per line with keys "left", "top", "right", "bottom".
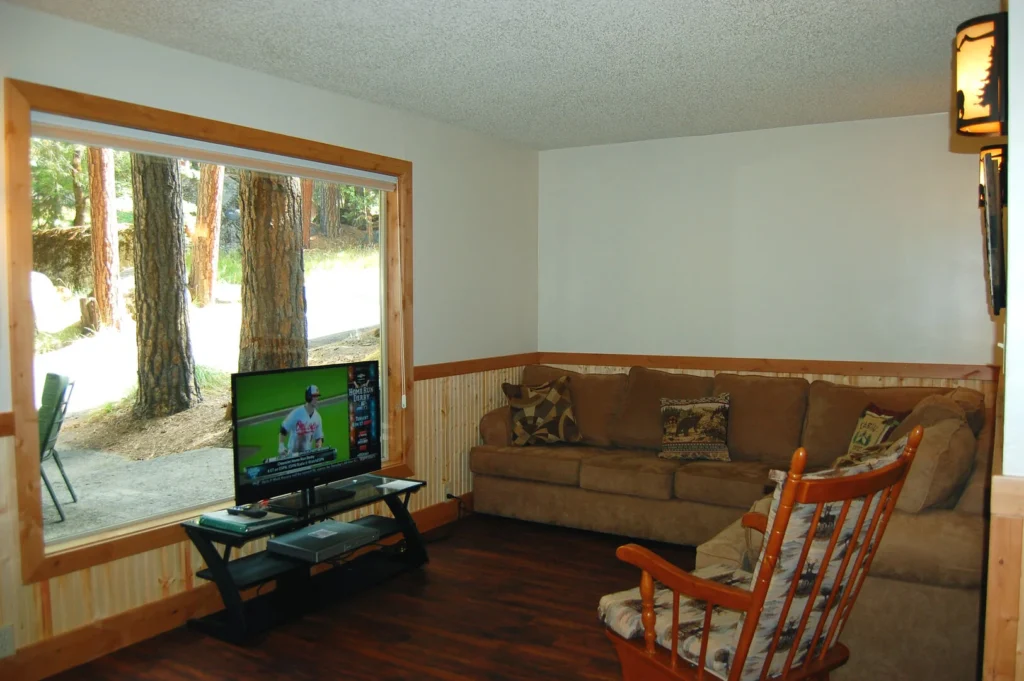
{"left": 673, "top": 461, "right": 773, "bottom": 509}
{"left": 658, "top": 394, "right": 731, "bottom": 462}
{"left": 579, "top": 451, "right": 681, "bottom": 500}
{"left": 946, "top": 387, "right": 987, "bottom": 436}
{"left": 468, "top": 445, "right": 602, "bottom": 486}
{"left": 800, "top": 381, "right": 949, "bottom": 470}
{"left": 737, "top": 503, "right": 983, "bottom": 589}
{"left": 608, "top": 367, "right": 714, "bottom": 450}
{"left": 522, "top": 365, "right": 628, "bottom": 447}
{"left": 956, "top": 405, "right": 994, "bottom": 515}
{"left": 712, "top": 373, "right": 809, "bottom": 466}
{"left": 503, "top": 376, "right": 583, "bottom": 446}
{"left": 869, "top": 510, "right": 984, "bottom": 588}
{"left": 893, "top": 415, "right": 976, "bottom": 514}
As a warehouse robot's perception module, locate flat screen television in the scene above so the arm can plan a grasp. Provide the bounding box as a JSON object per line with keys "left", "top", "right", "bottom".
{"left": 230, "top": 360, "right": 382, "bottom": 511}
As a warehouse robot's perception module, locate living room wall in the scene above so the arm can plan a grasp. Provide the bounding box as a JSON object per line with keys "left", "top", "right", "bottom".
{"left": 0, "top": 1, "right": 537, "bottom": 667}
{"left": 0, "top": 2, "right": 540, "bottom": 405}
{"left": 538, "top": 113, "right": 997, "bottom": 366}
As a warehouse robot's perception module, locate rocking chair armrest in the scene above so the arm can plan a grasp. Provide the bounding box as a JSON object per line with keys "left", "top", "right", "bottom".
{"left": 615, "top": 544, "right": 753, "bottom": 612}
{"left": 741, "top": 512, "right": 768, "bottom": 533}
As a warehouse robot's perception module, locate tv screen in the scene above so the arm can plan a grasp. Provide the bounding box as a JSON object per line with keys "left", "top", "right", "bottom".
{"left": 231, "top": 360, "right": 382, "bottom": 505}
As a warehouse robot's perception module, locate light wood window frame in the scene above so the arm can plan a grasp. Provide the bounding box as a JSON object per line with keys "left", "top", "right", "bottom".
{"left": 3, "top": 79, "right": 414, "bottom": 584}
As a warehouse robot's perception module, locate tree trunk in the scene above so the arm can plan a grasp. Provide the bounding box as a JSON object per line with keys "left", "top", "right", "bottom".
{"left": 87, "top": 147, "right": 121, "bottom": 329}
{"left": 71, "top": 146, "right": 86, "bottom": 226}
{"left": 323, "top": 183, "right": 340, "bottom": 237}
{"left": 238, "top": 171, "right": 307, "bottom": 372}
{"left": 301, "top": 178, "right": 313, "bottom": 248}
{"left": 188, "top": 164, "right": 225, "bottom": 307}
{"left": 130, "top": 153, "right": 200, "bottom": 417}
{"left": 363, "top": 187, "right": 373, "bottom": 244}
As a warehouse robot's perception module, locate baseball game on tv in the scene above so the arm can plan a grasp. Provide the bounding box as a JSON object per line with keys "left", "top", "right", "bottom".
{"left": 230, "top": 360, "right": 382, "bottom": 506}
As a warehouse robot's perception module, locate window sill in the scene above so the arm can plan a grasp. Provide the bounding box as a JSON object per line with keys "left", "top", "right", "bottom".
{"left": 28, "top": 461, "right": 416, "bottom": 583}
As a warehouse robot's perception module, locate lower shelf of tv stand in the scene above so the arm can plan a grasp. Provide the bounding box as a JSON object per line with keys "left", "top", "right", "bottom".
{"left": 194, "top": 515, "right": 403, "bottom": 591}
{"left": 188, "top": 542, "right": 423, "bottom": 645}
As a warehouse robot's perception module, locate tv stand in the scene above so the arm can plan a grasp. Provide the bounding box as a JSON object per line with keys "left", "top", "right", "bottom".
{"left": 268, "top": 483, "right": 356, "bottom": 515}
{"left": 181, "top": 474, "right": 426, "bottom": 645}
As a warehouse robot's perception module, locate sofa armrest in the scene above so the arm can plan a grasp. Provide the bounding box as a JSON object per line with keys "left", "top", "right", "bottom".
{"left": 480, "top": 406, "right": 512, "bottom": 446}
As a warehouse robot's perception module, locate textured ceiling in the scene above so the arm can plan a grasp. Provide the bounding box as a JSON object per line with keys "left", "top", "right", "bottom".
{"left": 7, "top": 0, "right": 1000, "bottom": 149}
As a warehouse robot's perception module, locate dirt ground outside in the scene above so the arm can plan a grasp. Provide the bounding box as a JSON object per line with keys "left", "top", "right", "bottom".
{"left": 58, "top": 329, "right": 381, "bottom": 460}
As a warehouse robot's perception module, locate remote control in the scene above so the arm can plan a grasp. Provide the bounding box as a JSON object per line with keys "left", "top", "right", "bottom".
{"left": 227, "top": 506, "right": 267, "bottom": 518}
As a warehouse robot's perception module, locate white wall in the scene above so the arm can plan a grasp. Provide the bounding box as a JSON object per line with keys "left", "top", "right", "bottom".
{"left": 539, "top": 114, "right": 996, "bottom": 364}
{"left": 1001, "top": 0, "right": 1022, "bottom": 476}
{"left": 0, "top": 2, "right": 540, "bottom": 411}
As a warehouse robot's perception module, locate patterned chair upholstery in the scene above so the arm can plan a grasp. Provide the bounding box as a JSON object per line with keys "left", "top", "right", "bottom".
{"left": 599, "top": 430, "right": 918, "bottom": 681}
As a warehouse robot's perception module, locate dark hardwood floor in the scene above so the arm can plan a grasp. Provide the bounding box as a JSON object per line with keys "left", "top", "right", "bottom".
{"left": 52, "top": 514, "right": 696, "bottom": 681}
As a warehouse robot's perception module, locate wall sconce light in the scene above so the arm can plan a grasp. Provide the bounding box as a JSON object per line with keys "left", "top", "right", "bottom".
{"left": 955, "top": 12, "right": 1007, "bottom": 136}
{"left": 979, "top": 144, "right": 1007, "bottom": 207}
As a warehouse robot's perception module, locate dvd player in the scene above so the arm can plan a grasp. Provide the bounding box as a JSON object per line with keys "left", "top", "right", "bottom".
{"left": 267, "top": 520, "right": 380, "bottom": 563}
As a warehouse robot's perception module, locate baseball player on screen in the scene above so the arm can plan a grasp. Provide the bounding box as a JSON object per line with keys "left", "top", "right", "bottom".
{"left": 278, "top": 385, "right": 325, "bottom": 457}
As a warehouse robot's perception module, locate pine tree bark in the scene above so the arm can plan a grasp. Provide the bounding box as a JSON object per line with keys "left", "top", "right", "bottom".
{"left": 323, "top": 183, "right": 340, "bottom": 237}
{"left": 238, "top": 171, "right": 307, "bottom": 372}
{"left": 87, "top": 147, "right": 121, "bottom": 329}
{"left": 188, "top": 164, "right": 225, "bottom": 307}
{"left": 130, "top": 153, "right": 200, "bottom": 417}
{"left": 71, "top": 146, "right": 86, "bottom": 226}
{"left": 301, "top": 178, "right": 313, "bottom": 248}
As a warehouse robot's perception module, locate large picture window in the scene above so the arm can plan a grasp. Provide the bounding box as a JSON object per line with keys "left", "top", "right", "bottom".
{"left": 5, "top": 80, "right": 413, "bottom": 582}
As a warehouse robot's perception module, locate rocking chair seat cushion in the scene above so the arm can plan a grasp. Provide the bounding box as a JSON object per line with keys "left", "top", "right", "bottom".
{"left": 599, "top": 564, "right": 752, "bottom": 680}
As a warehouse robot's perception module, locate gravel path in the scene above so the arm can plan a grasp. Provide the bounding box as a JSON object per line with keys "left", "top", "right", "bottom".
{"left": 42, "top": 446, "right": 234, "bottom": 544}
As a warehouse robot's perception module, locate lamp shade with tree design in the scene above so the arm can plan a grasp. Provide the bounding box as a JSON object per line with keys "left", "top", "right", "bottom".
{"left": 955, "top": 12, "right": 1007, "bottom": 136}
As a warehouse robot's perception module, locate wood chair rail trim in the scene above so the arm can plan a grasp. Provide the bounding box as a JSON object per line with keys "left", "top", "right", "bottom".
{"left": 413, "top": 351, "right": 997, "bottom": 382}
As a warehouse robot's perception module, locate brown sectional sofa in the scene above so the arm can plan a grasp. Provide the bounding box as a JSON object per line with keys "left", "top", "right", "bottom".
{"left": 469, "top": 364, "right": 991, "bottom": 681}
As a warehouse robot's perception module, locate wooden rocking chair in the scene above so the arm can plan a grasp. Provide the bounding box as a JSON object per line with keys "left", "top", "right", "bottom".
{"left": 599, "top": 425, "right": 924, "bottom": 681}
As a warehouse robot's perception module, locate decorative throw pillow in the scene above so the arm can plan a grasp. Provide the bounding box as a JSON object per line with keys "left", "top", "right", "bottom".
{"left": 502, "top": 376, "right": 582, "bottom": 446}
{"left": 658, "top": 393, "right": 731, "bottom": 462}
{"left": 834, "top": 403, "right": 906, "bottom": 467}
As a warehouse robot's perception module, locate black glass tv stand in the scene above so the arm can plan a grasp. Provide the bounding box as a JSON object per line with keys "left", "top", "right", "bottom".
{"left": 268, "top": 483, "right": 356, "bottom": 515}
{"left": 180, "top": 474, "right": 426, "bottom": 645}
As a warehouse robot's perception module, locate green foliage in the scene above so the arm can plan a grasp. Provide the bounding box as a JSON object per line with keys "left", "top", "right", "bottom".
{"left": 30, "top": 139, "right": 86, "bottom": 229}
{"left": 35, "top": 322, "right": 86, "bottom": 354}
{"left": 195, "top": 364, "right": 230, "bottom": 392}
{"left": 217, "top": 249, "right": 243, "bottom": 285}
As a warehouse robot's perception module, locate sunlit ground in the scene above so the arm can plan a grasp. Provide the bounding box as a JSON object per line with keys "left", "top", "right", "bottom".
{"left": 33, "top": 264, "right": 381, "bottom": 415}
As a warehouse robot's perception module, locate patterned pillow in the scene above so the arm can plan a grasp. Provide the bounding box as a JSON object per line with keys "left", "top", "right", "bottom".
{"left": 658, "top": 393, "right": 731, "bottom": 462}
{"left": 833, "top": 404, "right": 906, "bottom": 468}
{"left": 835, "top": 401, "right": 909, "bottom": 464}
{"left": 502, "top": 376, "right": 583, "bottom": 446}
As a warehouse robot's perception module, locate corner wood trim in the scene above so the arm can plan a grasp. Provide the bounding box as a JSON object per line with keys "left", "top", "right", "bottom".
{"left": 412, "top": 352, "right": 997, "bottom": 382}
{"left": 0, "top": 412, "right": 13, "bottom": 436}
{"left": 0, "top": 494, "right": 472, "bottom": 681}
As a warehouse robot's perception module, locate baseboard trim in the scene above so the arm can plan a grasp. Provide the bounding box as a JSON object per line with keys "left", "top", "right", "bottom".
{"left": 0, "top": 494, "right": 473, "bottom": 681}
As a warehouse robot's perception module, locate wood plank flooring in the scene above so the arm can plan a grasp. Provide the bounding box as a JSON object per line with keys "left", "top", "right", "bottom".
{"left": 50, "top": 514, "right": 696, "bottom": 680}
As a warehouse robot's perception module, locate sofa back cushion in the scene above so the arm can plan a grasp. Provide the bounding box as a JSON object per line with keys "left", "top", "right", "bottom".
{"left": 800, "top": 381, "right": 949, "bottom": 470}
{"left": 522, "top": 364, "right": 628, "bottom": 447}
{"left": 608, "top": 367, "right": 714, "bottom": 450}
{"left": 712, "top": 373, "right": 809, "bottom": 466}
